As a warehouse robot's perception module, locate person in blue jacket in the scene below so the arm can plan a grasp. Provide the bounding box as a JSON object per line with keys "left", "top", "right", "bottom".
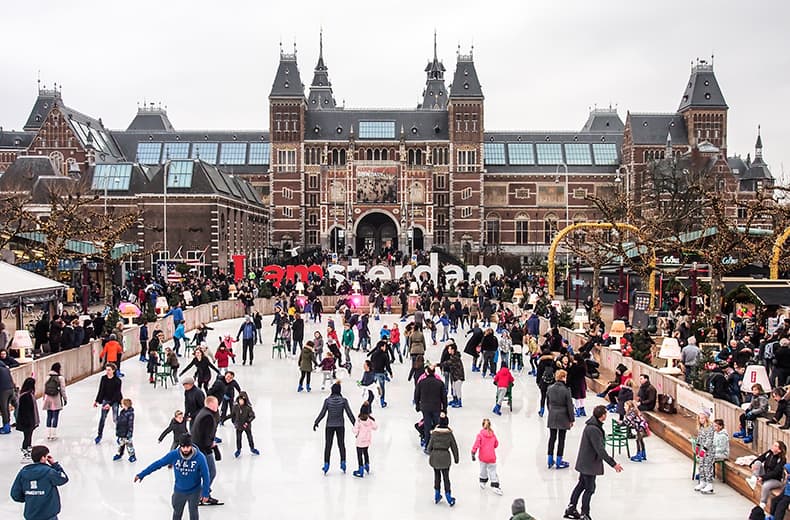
{"left": 165, "top": 303, "right": 185, "bottom": 325}
{"left": 134, "top": 434, "right": 212, "bottom": 519}
{"left": 11, "top": 445, "right": 69, "bottom": 520}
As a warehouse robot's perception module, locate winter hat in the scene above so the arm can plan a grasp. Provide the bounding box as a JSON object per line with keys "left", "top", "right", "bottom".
{"left": 438, "top": 414, "right": 449, "bottom": 428}
{"left": 181, "top": 376, "right": 195, "bottom": 386}
{"left": 748, "top": 505, "right": 765, "bottom": 520}
{"left": 511, "top": 498, "right": 526, "bottom": 515}
{"left": 179, "top": 434, "right": 193, "bottom": 447}
{"left": 331, "top": 382, "right": 341, "bottom": 395}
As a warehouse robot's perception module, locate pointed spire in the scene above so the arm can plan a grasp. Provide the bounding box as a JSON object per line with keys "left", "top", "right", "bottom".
{"left": 319, "top": 27, "right": 324, "bottom": 63}
{"left": 666, "top": 128, "right": 672, "bottom": 157}
{"left": 755, "top": 125, "right": 763, "bottom": 161}
{"left": 308, "top": 28, "right": 336, "bottom": 109}
{"left": 433, "top": 29, "right": 438, "bottom": 61}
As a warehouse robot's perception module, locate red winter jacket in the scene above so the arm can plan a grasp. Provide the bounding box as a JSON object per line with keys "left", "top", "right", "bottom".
{"left": 493, "top": 366, "right": 515, "bottom": 389}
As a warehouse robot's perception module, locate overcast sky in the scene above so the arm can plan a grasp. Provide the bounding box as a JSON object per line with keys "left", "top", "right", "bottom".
{"left": 1, "top": 1, "right": 788, "bottom": 181}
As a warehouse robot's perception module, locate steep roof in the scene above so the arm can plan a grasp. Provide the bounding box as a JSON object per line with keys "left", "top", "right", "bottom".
{"left": 678, "top": 60, "right": 728, "bottom": 111}
{"left": 580, "top": 108, "right": 624, "bottom": 133}
{"left": 0, "top": 156, "right": 60, "bottom": 192}
{"left": 419, "top": 33, "right": 448, "bottom": 110}
{"left": 307, "top": 31, "right": 337, "bottom": 110}
{"left": 627, "top": 113, "right": 689, "bottom": 145}
{"left": 0, "top": 129, "right": 34, "bottom": 150}
{"left": 449, "top": 50, "right": 483, "bottom": 99}
{"left": 269, "top": 48, "right": 305, "bottom": 99}
{"left": 304, "top": 109, "right": 448, "bottom": 141}
{"left": 23, "top": 89, "right": 61, "bottom": 131}
{"left": 127, "top": 106, "right": 175, "bottom": 131}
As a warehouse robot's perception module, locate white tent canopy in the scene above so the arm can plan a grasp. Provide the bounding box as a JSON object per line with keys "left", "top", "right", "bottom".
{"left": 0, "top": 261, "right": 66, "bottom": 310}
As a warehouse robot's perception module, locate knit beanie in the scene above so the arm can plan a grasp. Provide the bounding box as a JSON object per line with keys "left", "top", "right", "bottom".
{"left": 331, "top": 382, "right": 341, "bottom": 395}
{"left": 511, "top": 498, "right": 526, "bottom": 515}
{"left": 748, "top": 505, "right": 765, "bottom": 520}
{"left": 438, "top": 414, "right": 449, "bottom": 428}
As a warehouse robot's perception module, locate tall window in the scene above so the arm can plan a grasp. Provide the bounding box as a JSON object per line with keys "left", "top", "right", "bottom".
{"left": 457, "top": 149, "right": 477, "bottom": 172}
{"left": 277, "top": 149, "right": 297, "bottom": 172}
{"left": 436, "top": 174, "right": 447, "bottom": 189}
{"left": 544, "top": 215, "right": 558, "bottom": 244}
{"left": 485, "top": 218, "right": 500, "bottom": 246}
{"left": 308, "top": 175, "right": 318, "bottom": 189}
{"left": 305, "top": 147, "right": 321, "bottom": 165}
{"left": 434, "top": 229, "right": 447, "bottom": 245}
{"left": 307, "top": 230, "right": 319, "bottom": 245}
{"left": 516, "top": 218, "right": 529, "bottom": 245}
{"left": 432, "top": 147, "right": 448, "bottom": 166}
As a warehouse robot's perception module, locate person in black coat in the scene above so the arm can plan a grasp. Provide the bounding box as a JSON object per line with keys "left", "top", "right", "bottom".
{"left": 546, "top": 370, "right": 575, "bottom": 470}
{"left": 190, "top": 396, "right": 221, "bottom": 503}
{"left": 564, "top": 405, "right": 623, "bottom": 520}
{"left": 464, "top": 324, "right": 484, "bottom": 373}
{"left": 93, "top": 364, "right": 123, "bottom": 444}
{"left": 16, "top": 377, "right": 38, "bottom": 461}
{"left": 480, "top": 328, "right": 499, "bottom": 378}
{"left": 292, "top": 313, "right": 305, "bottom": 354}
{"left": 415, "top": 365, "right": 447, "bottom": 451}
{"left": 179, "top": 349, "right": 220, "bottom": 393}
{"left": 369, "top": 341, "right": 392, "bottom": 408}
{"left": 769, "top": 387, "right": 790, "bottom": 429}
{"left": 182, "top": 377, "right": 206, "bottom": 427}
{"left": 616, "top": 379, "right": 634, "bottom": 420}
{"left": 209, "top": 372, "right": 242, "bottom": 423}
{"left": 313, "top": 382, "right": 356, "bottom": 474}
{"left": 636, "top": 374, "right": 657, "bottom": 412}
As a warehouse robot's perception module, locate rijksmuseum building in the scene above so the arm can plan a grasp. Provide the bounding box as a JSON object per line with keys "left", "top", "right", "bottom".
{"left": 0, "top": 36, "right": 774, "bottom": 269}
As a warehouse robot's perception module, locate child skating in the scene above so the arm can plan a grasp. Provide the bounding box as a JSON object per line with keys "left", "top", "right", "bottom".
{"left": 352, "top": 402, "right": 378, "bottom": 477}
{"left": 471, "top": 418, "right": 503, "bottom": 495}
{"left": 493, "top": 363, "right": 515, "bottom": 416}
{"left": 158, "top": 410, "right": 188, "bottom": 451}
{"left": 320, "top": 352, "right": 337, "bottom": 390}
{"left": 114, "top": 398, "right": 136, "bottom": 463}
{"left": 428, "top": 413, "right": 459, "bottom": 506}
{"left": 225, "top": 392, "right": 259, "bottom": 458}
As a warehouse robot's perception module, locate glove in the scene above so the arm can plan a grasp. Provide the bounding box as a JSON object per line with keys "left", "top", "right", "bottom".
{"left": 313, "top": 424, "right": 318, "bottom": 432}
{"left": 471, "top": 453, "right": 476, "bottom": 461}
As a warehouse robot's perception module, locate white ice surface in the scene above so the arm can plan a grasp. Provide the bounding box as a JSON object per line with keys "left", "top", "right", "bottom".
{"left": 0, "top": 314, "right": 753, "bottom": 519}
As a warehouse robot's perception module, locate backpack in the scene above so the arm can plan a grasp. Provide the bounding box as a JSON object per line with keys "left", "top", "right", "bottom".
{"left": 541, "top": 364, "right": 555, "bottom": 385}
{"left": 707, "top": 372, "right": 725, "bottom": 395}
{"left": 44, "top": 374, "right": 61, "bottom": 396}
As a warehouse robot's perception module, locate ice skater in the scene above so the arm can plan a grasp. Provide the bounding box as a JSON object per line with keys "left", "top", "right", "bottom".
{"left": 113, "top": 398, "right": 136, "bottom": 463}
{"left": 313, "top": 382, "right": 356, "bottom": 474}
{"left": 427, "top": 413, "right": 459, "bottom": 506}
{"left": 351, "top": 402, "right": 378, "bottom": 478}
{"left": 471, "top": 418, "right": 503, "bottom": 495}
{"left": 224, "top": 392, "right": 259, "bottom": 458}
{"left": 158, "top": 410, "right": 189, "bottom": 451}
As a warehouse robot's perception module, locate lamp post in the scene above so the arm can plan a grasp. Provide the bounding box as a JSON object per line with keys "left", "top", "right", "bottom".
{"left": 690, "top": 261, "right": 698, "bottom": 321}
{"left": 555, "top": 163, "right": 570, "bottom": 273}
{"left": 163, "top": 160, "right": 169, "bottom": 261}
{"left": 574, "top": 256, "right": 581, "bottom": 310}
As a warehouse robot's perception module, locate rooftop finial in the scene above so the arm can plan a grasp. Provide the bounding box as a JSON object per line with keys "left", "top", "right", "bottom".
{"left": 293, "top": 40, "right": 297, "bottom": 55}
{"left": 433, "top": 29, "right": 437, "bottom": 61}
{"left": 755, "top": 124, "right": 763, "bottom": 160}
{"left": 279, "top": 39, "right": 283, "bottom": 56}
{"left": 319, "top": 27, "right": 324, "bottom": 61}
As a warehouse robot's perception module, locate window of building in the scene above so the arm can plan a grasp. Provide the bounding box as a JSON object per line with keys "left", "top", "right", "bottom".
{"left": 92, "top": 164, "right": 132, "bottom": 190}
{"left": 437, "top": 212, "right": 447, "bottom": 226}
{"left": 592, "top": 143, "right": 619, "bottom": 165}
{"left": 308, "top": 213, "right": 318, "bottom": 226}
{"left": 408, "top": 149, "right": 424, "bottom": 166}
{"left": 461, "top": 187, "right": 473, "bottom": 200}
{"left": 564, "top": 143, "right": 592, "bottom": 165}
{"left": 248, "top": 142, "right": 270, "bottom": 164}
{"left": 516, "top": 218, "right": 529, "bottom": 245}
{"left": 436, "top": 174, "right": 446, "bottom": 189}
{"left": 167, "top": 160, "right": 194, "bottom": 188}
{"left": 457, "top": 149, "right": 477, "bottom": 171}
{"left": 328, "top": 148, "right": 346, "bottom": 166}
{"left": 190, "top": 142, "right": 218, "bottom": 164}
{"left": 277, "top": 149, "right": 297, "bottom": 172}
{"left": 737, "top": 207, "right": 747, "bottom": 219}
{"left": 283, "top": 206, "right": 293, "bottom": 218}
{"left": 461, "top": 206, "right": 473, "bottom": 218}
{"left": 308, "top": 175, "right": 318, "bottom": 189}
{"left": 219, "top": 142, "right": 247, "bottom": 165}
{"left": 432, "top": 147, "right": 448, "bottom": 166}
{"left": 543, "top": 215, "right": 558, "bottom": 244}
{"left": 359, "top": 121, "right": 396, "bottom": 139}
{"left": 308, "top": 193, "right": 318, "bottom": 207}
{"left": 483, "top": 143, "right": 506, "bottom": 165}
{"left": 514, "top": 188, "right": 531, "bottom": 199}
{"left": 572, "top": 188, "right": 588, "bottom": 199}
{"left": 508, "top": 143, "right": 534, "bottom": 165}
{"left": 283, "top": 187, "right": 294, "bottom": 199}
{"left": 305, "top": 147, "right": 321, "bottom": 165}
{"left": 162, "top": 142, "right": 189, "bottom": 160}
{"left": 536, "top": 143, "right": 563, "bottom": 165}
{"left": 307, "top": 230, "right": 319, "bottom": 245}
{"left": 434, "top": 229, "right": 447, "bottom": 245}
{"left": 435, "top": 193, "right": 447, "bottom": 206}
{"left": 485, "top": 218, "right": 500, "bottom": 245}
{"left": 136, "top": 142, "right": 162, "bottom": 164}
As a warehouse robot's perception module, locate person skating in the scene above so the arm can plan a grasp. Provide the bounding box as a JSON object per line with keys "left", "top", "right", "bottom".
{"left": 492, "top": 363, "right": 515, "bottom": 416}
{"left": 510, "top": 498, "right": 537, "bottom": 520}
{"left": 93, "top": 363, "right": 122, "bottom": 444}
{"left": 182, "top": 376, "right": 206, "bottom": 429}
{"left": 42, "top": 362, "right": 67, "bottom": 440}
{"left": 134, "top": 434, "right": 212, "bottom": 519}
{"left": 622, "top": 400, "right": 650, "bottom": 462}
{"left": 179, "top": 349, "right": 220, "bottom": 394}
{"left": 313, "top": 381, "right": 356, "bottom": 474}
{"left": 536, "top": 349, "right": 556, "bottom": 417}
{"left": 298, "top": 340, "right": 318, "bottom": 392}
{"left": 208, "top": 371, "right": 242, "bottom": 424}
{"left": 159, "top": 410, "right": 189, "bottom": 451}
{"left": 223, "top": 391, "right": 259, "bottom": 458}
{"left": 369, "top": 340, "right": 393, "bottom": 408}
{"left": 415, "top": 365, "right": 448, "bottom": 452}
{"left": 547, "top": 369, "right": 575, "bottom": 469}
{"left": 563, "top": 405, "right": 623, "bottom": 520}
{"left": 351, "top": 401, "right": 378, "bottom": 478}
{"left": 190, "top": 396, "right": 222, "bottom": 505}
{"left": 442, "top": 343, "right": 465, "bottom": 408}
{"left": 99, "top": 334, "right": 124, "bottom": 376}
{"left": 113, "top": 398, "right": 137, "bottom": 462}
{"left": 236, "top": 315, "right": 257, "bottom": 365}
{"left": 428, "top": 413, "right": 459, "bottom": 506}
{"left": 11, "top": 445, "right": 69, "bottom": 520}
{"left": 471, "top": 418, "right": 503, "bottom": 495}
{"left": 16, "top": 377, "right": 39, "bottom": 463}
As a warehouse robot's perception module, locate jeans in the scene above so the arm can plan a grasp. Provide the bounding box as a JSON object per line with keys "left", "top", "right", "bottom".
{"left": 569, "top": 473, "right": 597, "bottom": 515}
{"left": 433, "top": 468, "right": 451, "bottom": 492}
{"left": 171, "top": 489, "right": 200, "bottom": 520}
{"left": 324, "top": 426, "right": 346, "bottom": 463}
{"left": 46, "top": 409, "right": 61, "bottom": 428}
{"left": 204, "top": 452, "right": 216, "bottom": 490}
{"left": 771, "top": 494, "right": 790, "bottom": 520}
{"left": 374, "top": 373, "right": 387, "bottom": 401}
{"left": 242, "top": 338, "right": 254, "bottom": 363}
{"left": 422, "top": 410, "right": 441, "bottom": 447}
{"left": 299, "top": 371, "right": 312, "bottom": 387}
{"left": 97, "top": 401, "right": 119, "bottom": 437}
{"left": 0, "top": 388, "right": 13, "bottom": 425}
{"left": 235, "top": 426, "right": 254, "bottom": 451}
{"left": 482, "top": 351, "right": 496, "bottom": 376}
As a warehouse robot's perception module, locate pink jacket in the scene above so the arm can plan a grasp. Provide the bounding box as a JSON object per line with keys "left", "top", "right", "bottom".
{"left": 471, "top": 428, "right": 499, "bottom": 463}
{"left": 352, "top": 417, "right": 378, "bottom": 448}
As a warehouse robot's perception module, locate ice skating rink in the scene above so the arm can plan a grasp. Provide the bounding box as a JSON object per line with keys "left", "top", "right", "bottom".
{"left": 0, "top": 314, "right": 753, "bottom": 519}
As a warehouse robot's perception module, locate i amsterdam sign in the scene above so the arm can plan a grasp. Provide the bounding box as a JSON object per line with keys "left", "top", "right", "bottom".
{"left": 261, "top": 252, "right": 505, "bottom": 289}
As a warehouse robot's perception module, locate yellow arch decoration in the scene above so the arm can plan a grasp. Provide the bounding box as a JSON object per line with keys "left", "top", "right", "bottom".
{"left": 770, "top": 226, "right": 790, "bottom": 279}
{"left": 547, "top": 222, "right": 657, "bottom": 311}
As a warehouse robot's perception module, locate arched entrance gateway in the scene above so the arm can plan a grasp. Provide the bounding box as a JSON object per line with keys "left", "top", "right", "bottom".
{"left": 355, "top": 212, "right": 398, "bottom": 257}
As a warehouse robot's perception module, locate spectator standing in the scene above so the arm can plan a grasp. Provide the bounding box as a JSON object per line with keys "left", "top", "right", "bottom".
{"left": 681, "top": 337, "right": 700, "bottom": 384}
{"left": 236, "top": 316, "right": 257, "bottom": 365}
{"left": 42, "top": 362, "right": 67, "bottom": 440}
{"left": 11, "top": 445, "right": 69, "bottom": 520}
